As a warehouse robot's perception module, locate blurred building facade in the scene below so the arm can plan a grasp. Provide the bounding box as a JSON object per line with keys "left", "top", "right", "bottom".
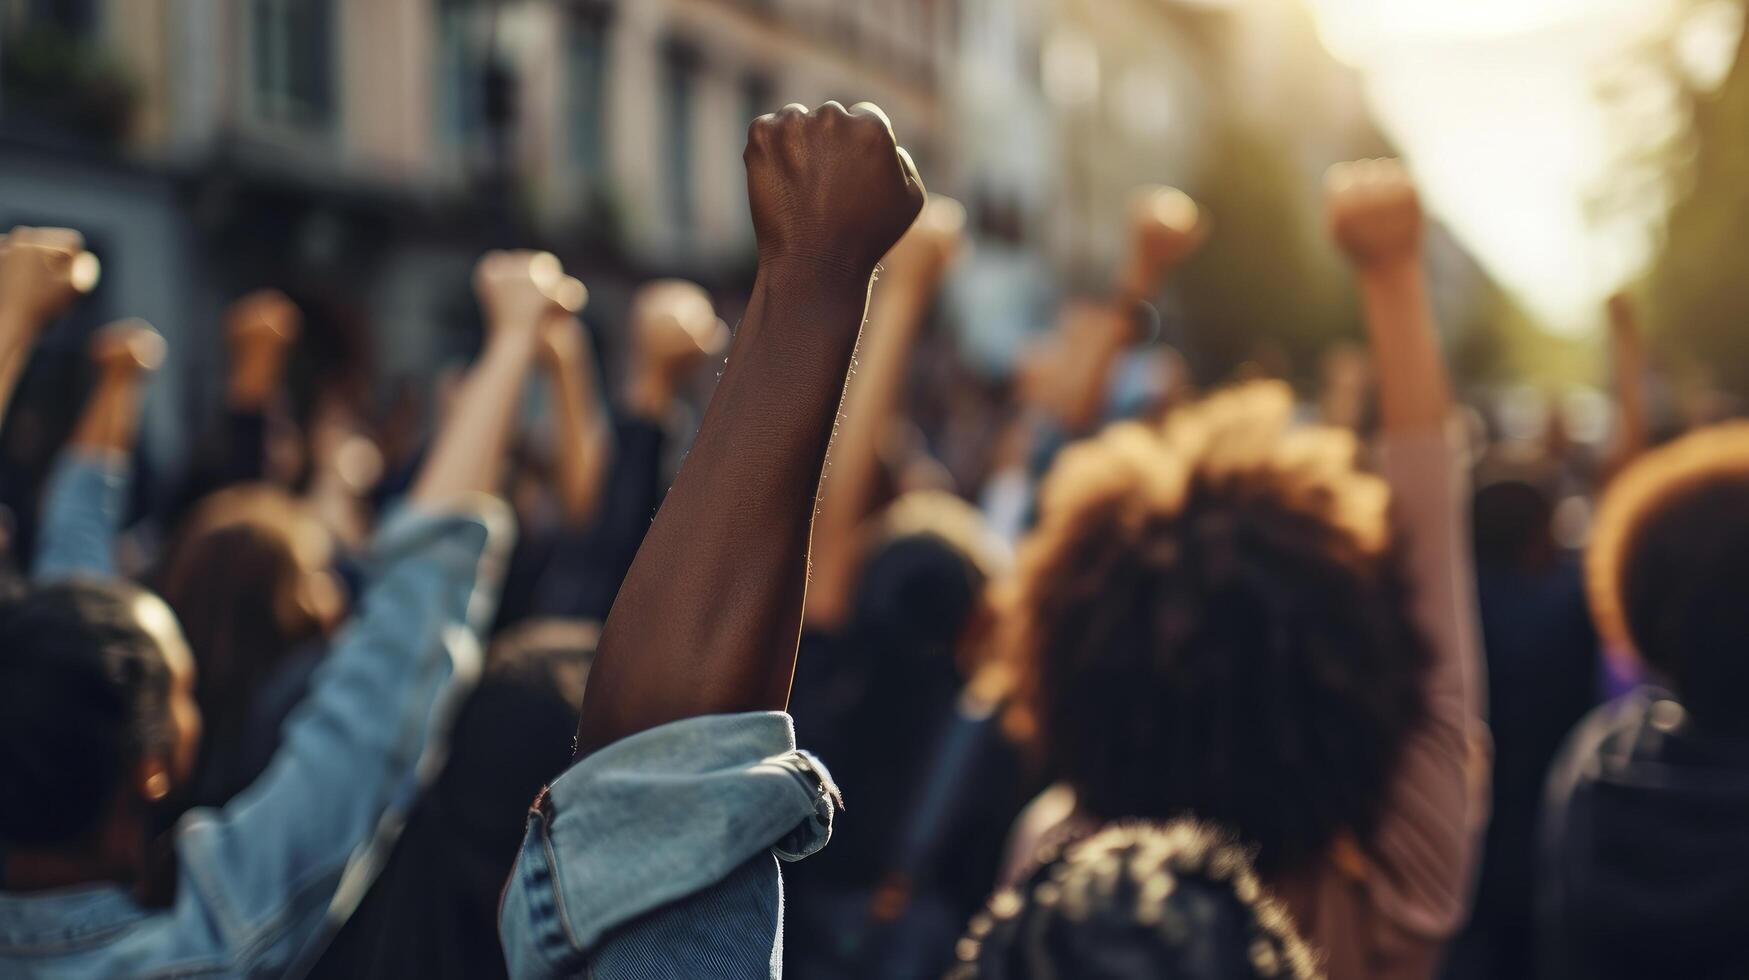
{"left": 0, "top": 0, "right": 958, "bottom": 460}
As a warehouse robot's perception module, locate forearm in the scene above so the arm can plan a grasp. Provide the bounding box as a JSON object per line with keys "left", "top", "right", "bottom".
{"left": 807, "top": 280, "right": 929, "bottom": 627}
{"left": 549, "top": 362, "right": 611, "bottom": 526}
{"left": 70, "top": 373, "right": 147, "bottom": 457}
{"left": 410, "top": 328, "right": 540, "bottom": 509}
{"left": 0, "top": 309, "right": 37, "bottom": 424}
{"left": 1359, "top": 259, "right": 1450, "bottom": 435}
{"left": 227, "top": 350, "right": 287, "bottom": 411}
{"left": 575, "top": 263, "right": 869, "bottom": 757}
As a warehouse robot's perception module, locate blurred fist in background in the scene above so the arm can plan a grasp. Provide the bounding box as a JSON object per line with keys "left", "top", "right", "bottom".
{"left": 0, "top": 226, "right": 96, "bottom": 327}
{"left": 1326, "top": 159, "right": 1424, "bottom": 270}
{"left": 91, "top": 318, "right": 166, "bottom": 377}
{"left": 880, "top": 195, "right": 967, "bottom": 294}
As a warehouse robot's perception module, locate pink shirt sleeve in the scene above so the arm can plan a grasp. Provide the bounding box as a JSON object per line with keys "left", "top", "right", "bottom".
{"left": 1363, "top": 424, "right": 1489, "bottom": 940}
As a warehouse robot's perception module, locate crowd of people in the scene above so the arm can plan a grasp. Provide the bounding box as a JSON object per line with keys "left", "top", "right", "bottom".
{"left": 0, "top": 98, "right": 1740, "bottom": 979}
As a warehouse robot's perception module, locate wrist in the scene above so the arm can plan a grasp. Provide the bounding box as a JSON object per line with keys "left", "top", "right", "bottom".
{"left": 760, "top": 252, "right": 876, "bottom": 295}
{"left": 1354, "top": 251, "right": 1423, "bottom": 287}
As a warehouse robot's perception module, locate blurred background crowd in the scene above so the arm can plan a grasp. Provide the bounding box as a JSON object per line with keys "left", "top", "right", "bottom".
{"left": 2, "top": 1, "right": 1749, "bottom": 978}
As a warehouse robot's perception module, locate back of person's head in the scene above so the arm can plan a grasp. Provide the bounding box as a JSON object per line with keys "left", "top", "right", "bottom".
{"left": 1472, "top": 477, "right": 1556, "bottom": 570}
{"left": 1004, "top": 381, "right": 1429, "bottom": 873}
{"left": 1587, "top": 423, "right": 1749, "bottom": 734}
{"left": 158, "top": 485, "right": 339, "bottom": 750}
{"left": 850, "top": 490, "right": 1010, "bottom": 669}
{"left": 0, "top": 580, "right": 196, "bottom": 849}
{"left": 310, "top": 618, "right": 596, "bottom": 980}
{"left": 948, "top": 821, "right": 1318, "bottom": 979}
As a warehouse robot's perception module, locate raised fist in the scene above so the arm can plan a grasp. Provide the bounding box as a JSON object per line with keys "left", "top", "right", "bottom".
{"left": 632, "top": 279, "right": 728, "bottom": 379}
{"left": 879, "top": 195, "right": 966, "bottom": 291}
{"left": 90, "top": 318, "right": 167, "bottom": 377}
{"left": 0, "top": 226, "right": 96, "bottom": 326}
{"left": 1120, "top": 186, "right": 1206, "bottom": 296}
{"left": 227, "top": 289, "right": 302, "bottom": 355}
{"left": 1326, "top": 159, "right": 1424, "bottom": 269}
{"left": 474, "top": 250, "right": 567, "bottom": 333}
{"left": 745, "top": 101, "right": 926, "bottom": 279}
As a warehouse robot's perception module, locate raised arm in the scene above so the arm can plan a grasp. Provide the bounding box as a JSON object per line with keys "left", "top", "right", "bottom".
{"left": 540, "top": 308, "right": 612, "bottom": 528}
{"left": 0, "top": 226, "right": 95, "bottom": 425}
{"left": 34, "top": 320, "right": 165, "bottom": 581}
{"left": 573, "top": 101, "right": 925, "bottom": 757}
{"left": 226, "top": 289, "right": 301, "bottom": 414}
{"left": 806, "top": 196, "right": 964, "bottom": 629}
{"left": 1605, "top": 292, "right": 1650, "bottom": 475}
{"left": 178, "top": 252, "right": 564, "bottom": 974}
{"left": 1327, "top": 158, "right": 1486, "bottom": 939}
{"left": 1054, "top": 187, "right": 1206, "bottom": 434}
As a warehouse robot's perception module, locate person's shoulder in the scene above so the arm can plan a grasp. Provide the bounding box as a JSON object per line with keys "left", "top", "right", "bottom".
{"left": 1550, "top": 688, "right": 1670, "bottom": 795}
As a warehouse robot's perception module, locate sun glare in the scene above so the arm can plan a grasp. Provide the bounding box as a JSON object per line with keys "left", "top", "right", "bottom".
{"left": 1298, "top": 0, "right": 1739, "bottom": 335}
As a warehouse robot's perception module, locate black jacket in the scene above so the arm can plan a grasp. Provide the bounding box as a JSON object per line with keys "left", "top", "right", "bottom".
{"left": 1541, "top": 687, "right": 1749, "bottom": 980}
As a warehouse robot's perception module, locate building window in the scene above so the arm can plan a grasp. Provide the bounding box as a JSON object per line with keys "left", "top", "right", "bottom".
{"left": 568, "top": 15, "right": 609, "bottom": 179}
{"left": 663, "top": 42, "right": 700, "bottom": 237}
{"left": 436, "top": 0, "right": 489, "bottom": 152}
{"left": 249, "top": 0, "right": 334, "bottom": 129}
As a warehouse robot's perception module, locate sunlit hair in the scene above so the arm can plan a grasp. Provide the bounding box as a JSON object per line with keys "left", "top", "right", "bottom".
{"left": 948, "top": 819, "right": 1321, "bottom": 979}
{"left": 158, "top": 485, "right": 335, "bottom": 802}
{"left": 1002, "top": 381, "right": 1430, "bottom": 873}
{"left": 879, "top": 489, "right": 1014, "bottom": 582}
{"left": 1586, "top": 422, "right": 1749, "bottom": 733}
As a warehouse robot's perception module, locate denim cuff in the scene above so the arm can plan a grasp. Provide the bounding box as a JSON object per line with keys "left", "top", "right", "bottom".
{"left": 500, "top": 711, "right": 840, "bottom": 975}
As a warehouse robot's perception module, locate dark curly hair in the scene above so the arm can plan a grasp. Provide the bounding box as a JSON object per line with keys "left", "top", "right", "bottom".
{"left": 1586, "top": 422, "right": 1749, "bottom": 735}
{"left": 948, "top": 820, "right": 1319, "bottom": 979}
{"left": 1002, "top": 382, "right": 1430, "bottom": 874}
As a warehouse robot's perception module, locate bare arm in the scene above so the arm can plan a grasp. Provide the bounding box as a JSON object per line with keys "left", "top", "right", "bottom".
{"left": 1328, "top": 158, "right": 1485, "bottom": 936}
{"left": 71, "top": 320, "right": 166, "bottom": 457}
{"left": 1054, "top": 187, "right": 1206, "bottom": 434}
{"left": 574, "top": 101, "right": 926, "bottom": 758}
{"left": 541, "top": 313, "right": 612, "bottom": 527}
{"left": 225, "top": 289, "right": 301, "bottom": 412}
{"left": 1606, "top": 292, "right": 1650, "bottom": 474}
{"left": 0, "top": 226, "right": 93, "bottom": 425}
{"left": 410, "top": 251, "right": 565, "bottom": 510}
{"left": 806, "top": 197, "right": 964, "bottom": 628}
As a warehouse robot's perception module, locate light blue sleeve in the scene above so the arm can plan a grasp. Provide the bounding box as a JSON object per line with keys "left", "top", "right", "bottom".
{"left": 33, "top": 451, "right": 130, "bottom": 581}
{"left": 172, "top": 495, "right": 514, "bottom": 974}
{"left": 499, "top": 711, "right": 841, "bottom": 979}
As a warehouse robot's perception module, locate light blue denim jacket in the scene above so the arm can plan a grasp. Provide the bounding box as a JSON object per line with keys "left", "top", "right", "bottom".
{"left": 500, "top": 711, "right": 842, "bottom": 979}
{"left": 0, "top": 452, "right": 512, "bottom": 978}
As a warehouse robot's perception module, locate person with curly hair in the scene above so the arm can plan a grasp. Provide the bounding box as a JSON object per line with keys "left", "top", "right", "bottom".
{"left": 995, "top": 160, "right": 1485, "bottom": 979}
{"left": 952, "top": 820, "right": 1320, "bottom": 980}
{"left": 1541, "top": 422, "right": 1749, "bottom": 979}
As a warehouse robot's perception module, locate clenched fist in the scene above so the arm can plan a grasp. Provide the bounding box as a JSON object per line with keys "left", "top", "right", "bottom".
{"left": 0, "top": 226, "right": 97, "bottom": 327}
{"left": 474, "top": 250, "right": 568, "bottom": 334}
{"left": 227, "top": 289, "right": 302, "bottom": 355}
{"left": 745, "top": 101, "right": 926, "bottom": 280}
{"left": 1326, "top": 159, "right": 1424, "bottom": 269}
{"left": 91, "top": 318, "right": 167, "bottom": 377}
{"left": 1119, "top": 186, "right": 1206, "bottom": 299}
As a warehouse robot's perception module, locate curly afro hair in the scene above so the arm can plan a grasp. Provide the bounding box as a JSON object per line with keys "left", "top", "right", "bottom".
{"left": 1586, "top": 422, "right": 1749, "bottom": 734}
{"left": 1002, "top": 381, "right": 1431, "bottom": 874}
{"left": 948, "top": 819, "right": 1319, "bottom": 980}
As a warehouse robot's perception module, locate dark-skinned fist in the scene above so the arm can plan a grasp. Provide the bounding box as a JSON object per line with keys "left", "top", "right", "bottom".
{"left": 745, "top": 101, "right": 926, "bottom": 281}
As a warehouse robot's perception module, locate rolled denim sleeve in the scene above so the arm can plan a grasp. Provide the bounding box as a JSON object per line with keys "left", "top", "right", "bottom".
{"left": 173, "top": 495, "right": 514, "bottom": 974}
{"left": 33, "top": 451, "right": 130, "bottom": 581}
{"left": 500, "top": 711, "right": 840, "bottom": 979}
